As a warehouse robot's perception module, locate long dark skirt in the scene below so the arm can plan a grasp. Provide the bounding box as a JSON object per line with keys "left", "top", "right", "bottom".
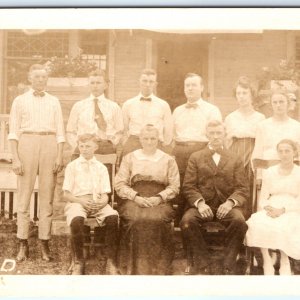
{"left": 117, "top": 181, "right": 175, "bottom": 275}
{"left": 230, "top": 137, "right": 255, "bottom": 219}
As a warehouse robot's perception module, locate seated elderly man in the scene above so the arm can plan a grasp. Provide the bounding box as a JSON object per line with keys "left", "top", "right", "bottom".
{"left": 180, "top": 120, "right": 249, "bottom": 275}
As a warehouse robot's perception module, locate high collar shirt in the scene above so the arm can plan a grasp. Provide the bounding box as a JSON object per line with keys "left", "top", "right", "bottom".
{"left": 122, "top": 93, "right": 173, "bottom": 145}
{"left": 173, "top": 98, "right": 222, "bottom": 142}
{"left": 8, "top": 88, "right": 65, "bottom": 143}
{"left": 208, "top": 144, "right": 222, "bottom": 166}
{"left": 66, "top": 94, "right": 124, "bottom": 149}
{"left": 62, "top": 155, "right": 111, "bottom": 197}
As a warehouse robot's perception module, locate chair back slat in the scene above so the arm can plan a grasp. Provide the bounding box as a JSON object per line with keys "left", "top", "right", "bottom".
{"left": 94, "top": 153, "right": 117, "bottom": 208}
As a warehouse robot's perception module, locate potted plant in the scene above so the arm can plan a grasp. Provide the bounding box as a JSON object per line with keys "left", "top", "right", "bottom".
{"left": 256, "top": 58, "right": 300, "bottom": 118}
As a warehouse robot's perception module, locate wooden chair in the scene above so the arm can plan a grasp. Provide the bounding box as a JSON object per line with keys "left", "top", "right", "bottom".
{"left": 68, "top": 153, "right": 117, "bottom": 273}
{"left": 247, "top": 158, "right": 285, "bottom": 275}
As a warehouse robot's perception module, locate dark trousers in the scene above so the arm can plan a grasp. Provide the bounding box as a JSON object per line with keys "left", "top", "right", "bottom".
{"left": 172, "top": 142, "right": 207, "bottom": 223}
{"left": 180, "top": 207, "right": 248, "bottom": 270}
{"left": 70, "top": 215, "right": 119, "bottom": 263}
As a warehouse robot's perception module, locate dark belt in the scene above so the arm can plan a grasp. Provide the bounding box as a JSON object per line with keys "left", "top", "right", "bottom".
{"left": 22, "top": 131, "right": 55, "bottom": 135}
{"left": 175, "top": 141, "right": 207, "bottom": 146}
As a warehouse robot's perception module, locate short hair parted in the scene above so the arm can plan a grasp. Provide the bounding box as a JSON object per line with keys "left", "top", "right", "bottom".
{"left": 141, "top": 68, "right": 157, "bottom": 77}
{"left": 139, "top": 124, "right": 159, "bottom": 138}
{"left": 233, "top": 76, "right": 257, "bottom": 98}
{"left": 88, "top": 69, "right": 109, "bottom": 82}
{"left": 206, "top": 119, "right": 225, "bottom": 130}
{"left": 29, "top": 64, "right": 47, "bottom": 73}
{"left": 277, "top": 139, "right": 298, "bottom": 154}
{"left": 184, "top": 73, "right": 203, "bottom": 84}
{"left": 77, "top": 133, "right": 98, "bottom": 144}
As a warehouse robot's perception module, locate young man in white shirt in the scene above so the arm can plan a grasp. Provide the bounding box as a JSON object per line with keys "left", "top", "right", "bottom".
{"left": 66, "top": 69, "right": 123, "bottom": 158}
{"left": 121, "top": 68, "right": 173, "bottom": 156}
{"left": 63, "top": 134, "right": 119, "bottom": 275}
{"left": 8, "top": 64, "right": 65, "bottom": 263}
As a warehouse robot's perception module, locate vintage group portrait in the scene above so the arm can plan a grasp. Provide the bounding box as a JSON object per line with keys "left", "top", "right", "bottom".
{"left": 1, "top": 7, "right": 300, "bottom": 298}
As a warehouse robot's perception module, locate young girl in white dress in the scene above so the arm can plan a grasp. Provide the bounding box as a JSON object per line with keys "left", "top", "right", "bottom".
{"left": 246, "top": 139, "right": 300, "bottom": 275}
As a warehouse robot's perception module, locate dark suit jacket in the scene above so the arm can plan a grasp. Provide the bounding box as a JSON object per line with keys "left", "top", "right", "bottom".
{"left": 182, "top": 147, "right": 249, "bottom": 213}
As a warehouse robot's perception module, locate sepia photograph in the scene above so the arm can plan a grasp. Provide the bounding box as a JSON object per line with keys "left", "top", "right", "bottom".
{"left": 1, "top": 7, "right": 300, "bottom": 298}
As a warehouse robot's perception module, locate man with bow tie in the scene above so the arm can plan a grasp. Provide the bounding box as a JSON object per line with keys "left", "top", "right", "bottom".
{"left": 180, "top": 120, "right": 249, "bottom": 275}
{"left": 8, "top": 64, "right": 65, "bottom": 262}
{"left": 172, "top": 73, "right": 222, "bottom": 183}
{"left": 172, "top": 73, "right": 222, "bottom": 226}
{"left": 121, "top": 68, "right": 173, "bottom": 156}
{"left": 66, "top": 69, "right": 123, "bottom": 159}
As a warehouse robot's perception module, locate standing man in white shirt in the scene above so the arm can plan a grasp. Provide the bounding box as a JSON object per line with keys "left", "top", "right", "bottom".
{"left": 122, "top": 69, "right": 173, "bottom": 156}
{"left": 173, "top": 73, "right": 222, "bottom": 183}
{"left": 66, "top": 69, "right": 123, "bottom": 159}
{"left": 8, "top": 64, "right": 65, "bottom": 262}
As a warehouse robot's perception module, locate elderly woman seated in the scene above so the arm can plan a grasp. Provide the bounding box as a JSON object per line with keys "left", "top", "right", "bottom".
{"left": 115, "top": 124, "right": 180, "bottom": 275}
{"left": 246, "top": 139, "right": 300, "bottom": 275}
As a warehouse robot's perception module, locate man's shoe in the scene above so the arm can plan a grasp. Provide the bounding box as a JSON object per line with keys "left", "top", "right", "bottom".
{"left": 105, "top": 259, "right": 119, "bottom": 275}
{"left": 16, "top": 240, "right": 29, "bottom": 262}
{"left": 72, "top": 261, "right": 85, "bottom": 275}
{"left": 40, "top": 240, "right": 53, "bottom": 262}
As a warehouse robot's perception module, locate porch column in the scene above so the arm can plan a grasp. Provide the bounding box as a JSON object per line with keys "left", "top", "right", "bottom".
{"left": 68, "top": 30, "right": 80, "bottom": 58}
{"left": 0, "top": 30, "right": 5, "bottom": 113}
{"left": 208, "top": 37, "right": 216, "bottom": 103}
{"left": 145, "top": 38, "right": 153, "bottom": 68}
{"left": 108, "top": 30, "right": 115, "bottom": 101}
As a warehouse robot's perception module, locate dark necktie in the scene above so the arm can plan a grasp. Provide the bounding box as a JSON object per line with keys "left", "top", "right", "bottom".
{"left": 140, "top": 97, "right": 152, "bottom": 102}
{"left": 33, "top": 91, "right": 45, "bottom": 97}
{"left": 185, "top": 102, "right": 198, "bottom": 109}
{"left": 94, "top": 98, "right": 107, "bottom": 131}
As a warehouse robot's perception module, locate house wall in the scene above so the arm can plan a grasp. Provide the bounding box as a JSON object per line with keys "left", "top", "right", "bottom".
{"left": 210, "top": 31, "right": 289, "bottom": 118}
{"left": 113, "top": 31, "right": 148, "bottom": 105}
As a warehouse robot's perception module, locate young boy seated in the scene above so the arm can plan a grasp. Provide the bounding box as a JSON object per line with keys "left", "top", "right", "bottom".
{"left": 62, "top": 133, "right": 119, "bottom": 275}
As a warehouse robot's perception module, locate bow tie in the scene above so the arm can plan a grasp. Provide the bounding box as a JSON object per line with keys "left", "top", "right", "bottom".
{"left": 33, "top": 91, "right": 45, "bottom": 97}
{"left": 185, "top": 102, "right": 198, "bottom": 109}
{"left": 140, "top": 97, "right": 152, "bottom": 101}
{"left": 210, "top": 147, "right": 223, "bottom": 155}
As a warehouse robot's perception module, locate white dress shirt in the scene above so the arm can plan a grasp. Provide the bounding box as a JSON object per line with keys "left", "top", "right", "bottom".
{"left": 63, "top": 155, "right": 111, "bottom": 197}
{"left": 66, "top": 94, "right": 124, "bottom": 149}
{"left": 8, "top": 88, "right": 65, "bottom": 144}
{"left": 173, "top": 98, "right": 222, "bottom": 142}
{"left": 122, "top": 93, "right": 173, "bottom": 145}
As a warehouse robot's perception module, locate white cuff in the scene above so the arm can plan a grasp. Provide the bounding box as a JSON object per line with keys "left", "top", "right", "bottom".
{"left": 194, "top": 198, "right": 205, "bottom": 208}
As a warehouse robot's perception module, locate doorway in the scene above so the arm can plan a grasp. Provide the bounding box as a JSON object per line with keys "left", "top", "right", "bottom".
{"left": 156, "top": 37, "right": 208, "bottom": 111}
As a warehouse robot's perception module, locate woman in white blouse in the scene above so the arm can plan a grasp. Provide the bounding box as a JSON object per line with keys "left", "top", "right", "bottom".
{"left": 225, "top": 76, "right": 265, "bottom": 217}
{"left": 225, "top": 76, "right": 265, "bottom": 176}
{"left": 115, "top": 124, "right": 180, "bottom": 275}
{"left": 252, "top": 91, "right": 300, "bottom": 162}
